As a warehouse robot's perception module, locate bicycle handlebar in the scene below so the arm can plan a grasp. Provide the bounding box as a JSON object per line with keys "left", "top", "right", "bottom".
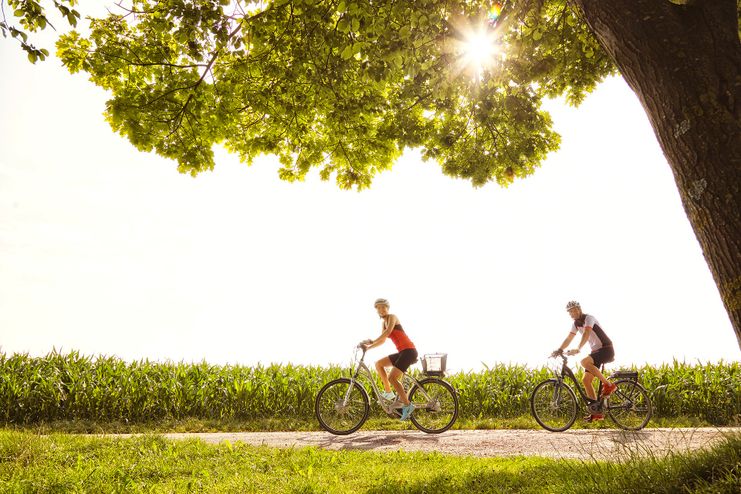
{"left": 356, "top": 339, "right": 373, "bottom": 352}
{"left": 355, "top": 343, "right": 368, "bottom": 361}
{"left": 550, "top": 349, "right": 569, "bottom": 362}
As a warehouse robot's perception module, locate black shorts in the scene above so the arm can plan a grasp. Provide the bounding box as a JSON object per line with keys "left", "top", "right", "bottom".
{"left": 589, "top": 345, "right": 615, "bottom": 368}
{"left": 387, "top": 349, "right": 418, "bottom": 373}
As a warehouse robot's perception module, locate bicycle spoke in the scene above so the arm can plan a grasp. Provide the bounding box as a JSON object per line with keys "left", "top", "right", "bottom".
{"left": 409, "top": 379, "right": 458, "bottom": 433}
{"left": 315, "top": 379, "right": 369, "bottom": 435}
{"left": 530, "top": 380, "right": 577, "bottom": 432}
{"left": 607, "top": 380, "right": 652, "bottom": 430}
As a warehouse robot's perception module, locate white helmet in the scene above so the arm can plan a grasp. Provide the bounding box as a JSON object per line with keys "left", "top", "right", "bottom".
{"left": 565, "top": 300, "right": 581, "bottom": 311}
{"left": 374, "top": 298, "right": 390, "bottom": 308}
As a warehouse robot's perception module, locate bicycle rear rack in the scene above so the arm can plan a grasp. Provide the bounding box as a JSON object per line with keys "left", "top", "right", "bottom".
{"left": 609, "top": 370, "right": 639, "bottom": 381}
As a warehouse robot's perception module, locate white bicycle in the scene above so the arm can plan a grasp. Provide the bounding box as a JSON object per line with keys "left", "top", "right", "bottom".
{"left": 315, "top": 345, "right": 459, "bottom": 435}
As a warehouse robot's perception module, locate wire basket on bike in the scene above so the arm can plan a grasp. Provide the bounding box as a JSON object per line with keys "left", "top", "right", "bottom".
{"left": 421, "top": 353, "right": 447, "bottom": 376}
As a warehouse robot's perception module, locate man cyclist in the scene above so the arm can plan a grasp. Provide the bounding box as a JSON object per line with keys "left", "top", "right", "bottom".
{"left": 552, "top": 300, "right": 617, "bottom": 422}
{"left": 360, "top": 298, "right": 418, "bottom": 421}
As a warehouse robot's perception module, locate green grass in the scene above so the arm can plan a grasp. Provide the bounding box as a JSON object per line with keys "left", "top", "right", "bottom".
{"left": 1, "top": 351, "right": 739, "bottom": 427}
{"left": 0, "top": 431, "right": 739, "bottom": 493}
{"left": 4, "top": 415, "right": 719, "bottom": 435}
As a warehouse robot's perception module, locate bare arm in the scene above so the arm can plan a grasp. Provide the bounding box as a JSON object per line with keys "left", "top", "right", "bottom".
{"left": 575, "top": 326, "right": 592, "bottom": 352}
{"left": 558, "top": 333, "right": 576, "bottom": 352}
{"left": 363, "top": 314, "right": 398, "bottom": 350}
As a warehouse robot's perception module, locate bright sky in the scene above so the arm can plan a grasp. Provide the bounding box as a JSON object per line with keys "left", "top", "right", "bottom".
{"left": 0, "top": 8, "right": 738, "bottom": 371}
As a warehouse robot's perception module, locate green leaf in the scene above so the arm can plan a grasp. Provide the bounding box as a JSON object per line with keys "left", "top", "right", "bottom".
{"left": 337, "top": 17, "right": 349, "bottom": 33}
{"left": 340, "top": 44, "right": 354, "bottom": 59}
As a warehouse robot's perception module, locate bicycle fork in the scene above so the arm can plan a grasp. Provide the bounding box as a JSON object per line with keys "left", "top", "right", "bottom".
{"left": 341, "top": 378, "right": 358, "bottom": 406}
{"left": 551, "top": 379, "right": 564, "bottom": 404}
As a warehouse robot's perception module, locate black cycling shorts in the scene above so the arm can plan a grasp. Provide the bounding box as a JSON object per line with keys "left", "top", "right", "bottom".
{"left": 589, "top": 345, "right": 615, "bottom": 368}
{"left": 387, "top": 348, "right": 418, "bottom": 372}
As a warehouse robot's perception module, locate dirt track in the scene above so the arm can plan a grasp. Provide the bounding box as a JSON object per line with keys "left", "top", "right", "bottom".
{"left": 137, "top": 428, "right": 740, "bottom": 461}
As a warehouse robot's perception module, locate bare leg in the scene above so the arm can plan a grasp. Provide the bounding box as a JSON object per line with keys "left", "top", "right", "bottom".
{"left": 582, "top": 372, "right": 597, "bottom": 401}
{"left": 581, "top": 356, "right": 610, "bottom": 399}
{"left": 388, "top": 367, "right": 409, "bottom": 405}
{"left": 375, "top": 357, "right": 393, "bottom": 393}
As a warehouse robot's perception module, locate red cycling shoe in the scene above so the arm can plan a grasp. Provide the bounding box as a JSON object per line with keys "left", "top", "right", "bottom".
{"left": 583, "top": 413, "right": 605, "bottom": 422}
{"left": 600, "top": 382, "right": 617, "bottom": 398}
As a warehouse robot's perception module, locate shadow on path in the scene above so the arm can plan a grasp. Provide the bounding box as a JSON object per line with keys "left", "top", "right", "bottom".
{"left": 317, "top": 431, "right": 441, "bottom": 451}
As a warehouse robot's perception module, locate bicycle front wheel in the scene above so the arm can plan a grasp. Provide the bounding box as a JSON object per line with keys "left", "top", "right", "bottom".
{"left": 408, "top": 378, "right": 459, "bottom": 433}
{"left": 530, "top": 379, "right": 578, "bottom": 432}
{"left": 607, "top": 379, "right": 652, "bottom": 431}
{"left": 315, "top": 378, "right": 370, "bottom": 435}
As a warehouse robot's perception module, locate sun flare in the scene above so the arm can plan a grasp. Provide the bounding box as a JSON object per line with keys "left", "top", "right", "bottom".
{"left": 460, "top": 28, "right": 499, "bottom": 78}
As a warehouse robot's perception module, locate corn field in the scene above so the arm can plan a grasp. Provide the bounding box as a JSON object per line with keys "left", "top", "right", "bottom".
{"left": 1, "top": 352, "right": 738, "bottom": 425}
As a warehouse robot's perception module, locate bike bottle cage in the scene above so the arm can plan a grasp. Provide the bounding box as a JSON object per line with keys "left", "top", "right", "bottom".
{"left": 610, "top": 370, "right": 639, "bottom": 381}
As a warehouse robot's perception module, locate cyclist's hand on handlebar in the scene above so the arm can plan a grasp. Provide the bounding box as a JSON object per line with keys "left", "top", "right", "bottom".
{"left": 566, "top": 348, "right": 580, "bottom": 356}
{"left": 550, "top": 349, "right": 563, "bottom": 358}
{"left": 358, "top": 339, "right": 373, "bottom": 350}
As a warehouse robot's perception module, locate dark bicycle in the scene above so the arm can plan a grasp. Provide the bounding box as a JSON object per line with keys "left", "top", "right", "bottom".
{"left": 530, "top": 349, "right": 652, "bottom": 431}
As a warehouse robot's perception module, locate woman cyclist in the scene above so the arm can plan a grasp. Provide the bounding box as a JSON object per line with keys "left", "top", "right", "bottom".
{"left": 360, "top": 298, "right": 418, "bottom": 420}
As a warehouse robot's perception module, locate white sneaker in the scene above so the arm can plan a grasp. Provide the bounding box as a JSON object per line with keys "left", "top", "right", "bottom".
{"left": 400, "top": 403, "right": 415, "bottom": 421}
{"left": 380, "top": 391, "right": 396, "bottom": 401}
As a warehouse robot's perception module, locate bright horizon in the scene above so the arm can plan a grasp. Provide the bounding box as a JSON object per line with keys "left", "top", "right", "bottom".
{"left": 0, "top": 7, "right": 739, "bottom": 372}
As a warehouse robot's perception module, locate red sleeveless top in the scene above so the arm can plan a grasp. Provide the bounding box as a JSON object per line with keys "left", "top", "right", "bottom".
{"left": 388, "top": 323, "right": 416, "bottom": 351}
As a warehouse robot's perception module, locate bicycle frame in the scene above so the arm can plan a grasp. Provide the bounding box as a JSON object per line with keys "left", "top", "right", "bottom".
{"left": 344, "top": 347, "right": 437, "bottom": 413}
{"left": 553, "top": 355, "right": 604, "bottom": 406}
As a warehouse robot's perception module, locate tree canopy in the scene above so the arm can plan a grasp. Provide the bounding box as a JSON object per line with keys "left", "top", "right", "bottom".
{"left": 6, "top": 1, "right": 740, "bottom": 346}
{"left": 0, "top": 0, "right": 79, "bottom": 62}
{"left": 54, "top": 0, "right": 613, "bottom": 189}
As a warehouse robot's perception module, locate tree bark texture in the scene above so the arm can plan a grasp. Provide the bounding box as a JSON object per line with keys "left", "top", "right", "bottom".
{"left": 569, "top": 0, "right": 741, "bottom": 350}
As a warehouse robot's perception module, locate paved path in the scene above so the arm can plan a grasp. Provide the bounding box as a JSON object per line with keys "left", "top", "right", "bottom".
{"left": 118, "top": 428, "right": 741, "bottom": 461}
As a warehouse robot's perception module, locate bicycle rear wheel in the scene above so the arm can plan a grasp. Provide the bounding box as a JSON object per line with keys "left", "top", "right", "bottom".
{"left": 315, "top": 378, "right": 370, "bottom": 435}
{"left": 530, "top": 379, "right": 578, "bottom": 432}
{"left": 408, "top": 378, "right": 458, "bottom": 433}
{"left": 607, "top": 379, "right": 652, "bottom": 430}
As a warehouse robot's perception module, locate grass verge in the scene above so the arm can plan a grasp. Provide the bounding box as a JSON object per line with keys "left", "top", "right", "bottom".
{"left": 2, "top": 415, "right": 720, "bottom": 434}
{"left": 0, "top": 431, "right": 738, "bottom": 493}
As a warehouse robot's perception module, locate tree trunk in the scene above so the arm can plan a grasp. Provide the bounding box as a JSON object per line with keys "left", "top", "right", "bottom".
{"left": 568, "top": 0, "right": 741, "bottom": 350}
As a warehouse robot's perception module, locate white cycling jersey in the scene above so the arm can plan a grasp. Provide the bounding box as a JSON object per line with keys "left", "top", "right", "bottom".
{"left": 570, "top": 314, "right": 613, "bottom": 352}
